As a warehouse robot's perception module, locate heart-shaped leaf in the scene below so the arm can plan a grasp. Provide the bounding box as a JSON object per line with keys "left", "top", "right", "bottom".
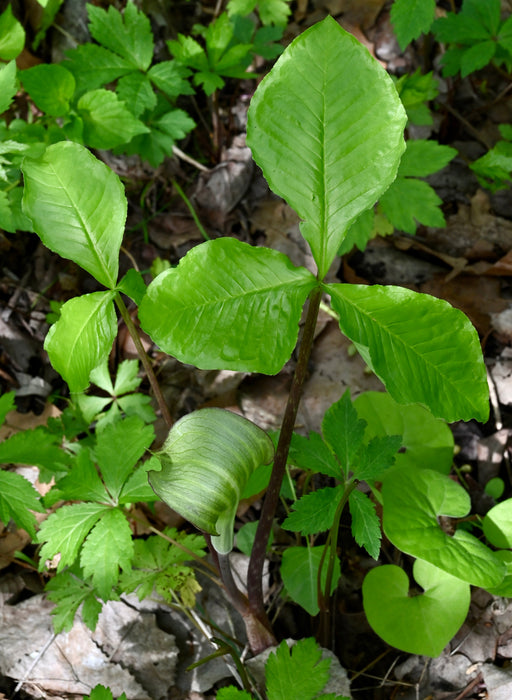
{"left": 485, "top": 551, "right": 512, "bottom": 597}
{"left": 354, "top": 391, "right": 454, "bottom": 473}
{"left": 139, "top": 238, "right": 316, "bottom": 373}
{"left": 363, "top": 559, "right": 470, "bottom": 656}
{"left": 382, "top": 467, "right": 505, "bottom": 588}
{"left": 44, "top": 291, "right": 117, "bottom": 393}
{"left": 483, "top": 498, "right": 512, "bottom": 549}
{"left": 247, "top": 16, "right": 406, "bottom": 279}
{"left": 326, "top": 283, "right": 489, "bottom": 423}
{"left": 148, "top": 408, "right": 274, "bottom": 554}
{"left": 22, "top": 142, "right": 126, "bottom": 289}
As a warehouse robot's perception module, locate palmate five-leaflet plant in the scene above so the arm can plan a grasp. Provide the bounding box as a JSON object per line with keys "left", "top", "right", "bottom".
{"left": 14, "top": 16, "right": 512, "bottom": 672}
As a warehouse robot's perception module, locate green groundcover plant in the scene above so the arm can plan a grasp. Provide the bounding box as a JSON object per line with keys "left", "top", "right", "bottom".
{"left": 1, "top": 7, "right": 512, "bottom": 698}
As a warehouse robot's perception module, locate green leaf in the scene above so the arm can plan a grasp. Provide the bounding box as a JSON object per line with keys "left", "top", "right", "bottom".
{"left": 139, "top": 238, "right": 316, "bottom": 373}
{"left": 380, "top": 178, "right": 445, "bottom": 233}
{"left": 382, "top": 467, "right": 506, "bottom": 587}
{"left": 470, "top": 140, "right": 512, "bottom": 192}
{"left": 266, "top": 638, "right": 332, "bottom": 700}
{"left": 87, "top": 2, "right": 154, "bottom": 71}
{"left": 45, "top": 568, "right": 102, "bottom": 633}
{"left": 460, "top": 40, "right": 496, "bottom": 77}
{"left": 353, "top": 434, "right": 401, "bottom": 482}
{"left": 282, "top": 486, "right": 342, "bottom": 535}
{"left": 247, "top": 16, "right": 406, "bottom": 278}
{"left": 0, "top": 425, "right": 70, "bottom": 477}
{"left": 122, "top": 109, "right": 196, "bottom": 167}
{"left": 45, "top": 449, "right": 108, "bottom": 506}
{"left": 37, "top": 502, "right": 110, "bottom": 570}
{"left": 64, "top": 44, "right": 134, "bottom": 94}
{"left": 288, "top": 432, "right": 340, "bottom": 479}
{"left": 390, "top": 0, "right": 436, "bottom": 50}
{"left": 149, "top": 409, "right": 274, "bottom": 554}
{"left": 0, "top": 61, "right": 18, "bottom": 113}
{"left": 349, "top": 489, "right": 381, "bottom": 559}
{"left": 281, "top": 545, "right": 340, "bottom": 616}
{"left": 398, "top": 140, "right": 457, "bottom": 178}
{"left": 116, "top": 269, "right": 147, "bottom": 306}
{"left": 95, "top": 416, "right": 154, "bottom": 502}
{"left": 0, "top": 391, "right": 15, "bottom": 425}
{"left": 363, "top": 559, "right": 470, "bottom": 656}
{"left": 228, "top": 0, "right": 291, "bottom": 26}
{"left": 326, "top": 283, "right": 489, "bottom": 423}
{"left": 44, "top": 292, "right": 117, "bottom": 393}
{"left": 88, "top": 685, "right": 127, "bottom": 700}
{"left": 118, "top": 464, "right": 159, "bottom": 504}
{"left": 22, "top": 141, "right": 127, "bottom": 288}
{"left": 482, "top": 499, "right": 512, "bottom": 549}
{"left": 77, "top": 89, "right": 149, "bottom": 150}
{"left": 485, "top": 551, "right": 512, "bottom": 597}
{"left": 0, "top": 470, "right": 44, "bottom": 537}
{"left": 116, "top": 73, "right": 157, "bottom": 118}
{"left": 80, "top": 507, "right": 134, "bottom": 600}
{"left": 354, "top": 391, "right": 454, "bottom": 474}
{"left": 0, "top": 5, "right": 25, "bottom": 60}
{"left": 147, "top": 61, "right": 194, "bottom": 98}
{"left": 217, "top": 688, "right": 252, "bottom": 700}
{"left": 21, "top": 64, "right": 75, "bottom": 116}
{"left": 322, "top": 390, "right": 366, "bottom": 475}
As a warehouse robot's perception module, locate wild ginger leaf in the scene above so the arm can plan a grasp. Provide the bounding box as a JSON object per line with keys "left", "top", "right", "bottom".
{"left": 0, "top": 470, "right": 44, "bottom": 537}
{"left": 322, "top": 390, "right": 366, "bottom": 475}
{"left": 379, "top": 178, "right": 445, "bottom": 233}
{"left": 95, "top": 416, "right": 154, "bottom": 502}
{"left": 45, "top": 568, "right": 102, "bottom": 633}
{"left": 247, "top": 16, "right": 406, "bottom": 278}
{"left": 282, "top": 486, "right": 342, "bottom": 535}
{"left": 265, "top": 638, "right": 331, "bottom": 700}
{"left": 349, "top": 489, "right": 381, "bottom": 560}
{"left": 43, "top": 292, "right": 117, "bottom": 393}
{"left": 77, "top": 89, "right": 149, "bottom": 150}
{"left": 139, "top": 238, "right": 316, "bottom": 373}
{"left": 80, "top": 508, "right": 134, "bottom": 600}
{"left": 390, "top": 0, "right": 436, "bottom": 51}
{"left": 87, "top": 2, "right": 154, "bottom": 71}
{"left": 22, "top": 141, "right": 127, "bottom": 289}
{"left": 38, "top": 502, "right": 110, "bottom": 570}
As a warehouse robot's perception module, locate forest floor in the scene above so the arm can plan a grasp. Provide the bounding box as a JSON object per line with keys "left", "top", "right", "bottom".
{"left": 1, "top": 1, "right": 512, "bottom": 699}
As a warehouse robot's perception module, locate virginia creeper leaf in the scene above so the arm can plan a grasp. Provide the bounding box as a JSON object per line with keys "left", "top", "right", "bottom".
{"left": 22, "top": 141, "right": 127, "bottom": 288}
{"left": 44, "top": 292, "right": 117, "bottom": 393}
{"left": 382, "top": 467, "right": 505, "bottom": 587}
{"left": 363, "top": 559, "right": 470, "bottom": 656}
{"left": 80, "top": 507, "right": 134, "bottom": 600}
{"left": 37, "top": 502, "right": 110, "bottom": 570}
{"left": 148, "top": 408, "right": 274, "bottom": 554}
{"left": 139, "top": 238, "right": 316, "bottom": 373}
{"left": 354, "top": 391, "right": 454, "bottom": 473}
{"left": 0, "top": 470, "right": 44, "bottom": 537}
{"left": 326, "top": 283, "right": 489, "bottom": 423}
{"left": 281, "top": 546, "right": 340, "bottom": 616}
{"left": 247, "top": 16, "right": 406, "bottom": 278}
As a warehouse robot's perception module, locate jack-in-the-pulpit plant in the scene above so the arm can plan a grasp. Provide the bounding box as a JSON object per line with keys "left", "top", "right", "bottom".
{"left": 17, "top": 14, "right": 510, "bottom": 670}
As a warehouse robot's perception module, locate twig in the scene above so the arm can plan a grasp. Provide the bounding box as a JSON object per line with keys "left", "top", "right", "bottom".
{"left": 173, "top": 145, "right": 209, "bottom": 172}
{"left": 11, "top": 632, "right": 57, "bottom": 698}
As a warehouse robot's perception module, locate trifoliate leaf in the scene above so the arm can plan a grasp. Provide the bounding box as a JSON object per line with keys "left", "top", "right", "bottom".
{"left": 77, "top": 89, "right": 149, "bottom": 150}
{"left": 45, "top": 568, "right": 102, "bottom": 632}
{"left": 37, "top": 502, "right": 110, "bottom": 570}
{"left": 265, "top": 638, "right": 331, "bottom": 700}
{"left": 398, "top": 140, "right": 457, "bottom": 178}
{"left": 349, "top": 489, "right": 381, "bottom": 559}
{"left": 282, "top": 486, "right": 342, "bottom": 535}
{"left": 0, "top": 470, "right": 44, "bottom": 537}
{"left": 95, "top": 416, "right": 154, "bottom": 502}
{"left": 80, "top": 508, "right": 134, "bottom": 600}
{"left": 87, "top": 2, "right": 154, "bottom": 71}
{"left": 288, "top": 432, "right": 340, "bottom": 479}
{"left": 379, "top": 178, "right": 445, "bottom": 234}
{"left": 64, "top": 44, "right": 133, "bottom": 94}
{"left": 391, "top": 0, "right": 436, "bottom": 50}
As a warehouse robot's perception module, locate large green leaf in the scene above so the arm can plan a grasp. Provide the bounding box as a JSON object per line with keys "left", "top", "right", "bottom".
{"left": 246, "top": 16, "right": 406, "bottom": 278}
{"left": 363, "top": 559, "right": 470, "bottom": 657}
{"left": 326, "top": 283, "right": 489, "bottom": 423}
{"left": 148, "top": 408, "right": 274, "bottom": 554}
{"left": 44, "top": 292, "right": 117, "bottom": 393}
{"left": 22, "top": 142, "right": 126, "bottom": 289}
{"left": 139, "top": 238, "right": 316, "bottom": 373}
{"left": 382, "top": 467, "right": 505, "bottom": 588}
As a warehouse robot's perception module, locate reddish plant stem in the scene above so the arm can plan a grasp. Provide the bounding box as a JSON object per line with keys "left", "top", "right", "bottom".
{"left": 115, "top": 294, "right": 173, "bottom": 429}
{"left": 247, "top": 286, "right": 322, "bottom": 629}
